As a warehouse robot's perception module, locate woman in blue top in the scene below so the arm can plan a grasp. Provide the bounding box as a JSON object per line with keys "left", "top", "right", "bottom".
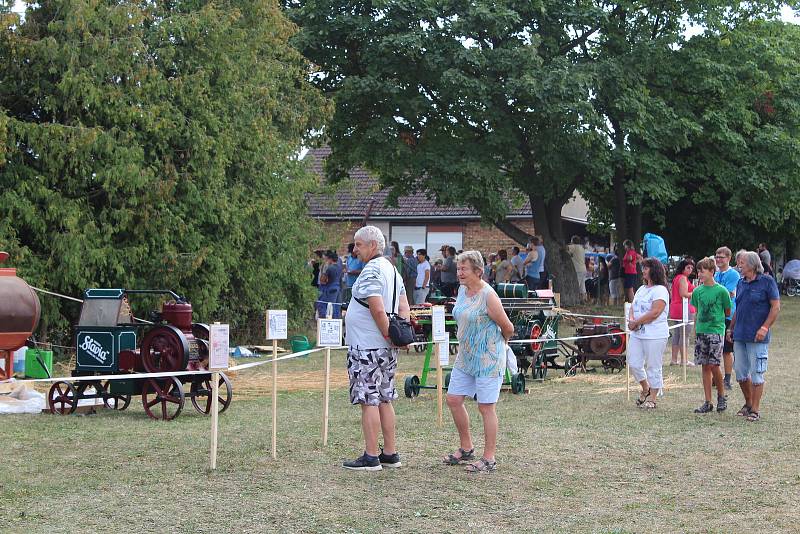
{"left": 443, "top": 251, "right": 514, "bottom": 473}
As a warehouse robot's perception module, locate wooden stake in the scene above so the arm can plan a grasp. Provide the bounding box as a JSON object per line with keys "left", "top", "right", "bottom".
{"left": 210, "top": 370, "right": 220, "bottom": 470}
{"left": 322, "top": 346, "right": 331, "bottom": 445}
{"left": 272, "top": 338, "right": 278, "bottom": 459}
{"left": 435, "top": 342, "right": 443, "bottom": 427}
{"left": 682, "top": 297, "right": 689, "bottom": 382}
{"left": 624, "top": 302, "right": 631, "bottom": 402}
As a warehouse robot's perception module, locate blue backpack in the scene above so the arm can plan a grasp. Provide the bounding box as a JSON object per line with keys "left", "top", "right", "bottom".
{"left": 643, "top": 233, "right": 668, "bottom": 264}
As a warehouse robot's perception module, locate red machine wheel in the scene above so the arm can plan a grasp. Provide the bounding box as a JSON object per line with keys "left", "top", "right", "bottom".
{"left": 190, "top": 373, "right": 233, "bottom": 415}
{"left": 142, "top": 377, "right": 185, "bottom": 420}
{"left": 607, "top": 327, "right": 627, "bottom": 356}
{"left": 101, "top": 381, "right": 131, "bottom": 411}
{"left": 48, "top": 381, "right": 77, "bottom": 415}
{"left": 141, "top": 325, "right": 190, "bottom": 373}
{"left": 529, "top": 322, "right": 543, "bottom": 352}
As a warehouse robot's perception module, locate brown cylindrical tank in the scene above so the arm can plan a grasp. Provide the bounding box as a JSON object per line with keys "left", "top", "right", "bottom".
{"left": 0, "top": 252, "right": 41, "bottom": 351}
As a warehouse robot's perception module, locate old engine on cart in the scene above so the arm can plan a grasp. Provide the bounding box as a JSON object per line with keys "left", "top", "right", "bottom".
{"left": 565, "top": 321, "right": 627, "bottom": 374}
{"left": 48, "top": 289, "right": 232, "bottom": 420}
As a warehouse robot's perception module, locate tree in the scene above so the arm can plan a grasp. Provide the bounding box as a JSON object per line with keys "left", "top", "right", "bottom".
{"left": 285, "top": 0, "right": 615, "bottom": 304}
{"left": 0, "top": 0, "right": 330, "bottom": 340}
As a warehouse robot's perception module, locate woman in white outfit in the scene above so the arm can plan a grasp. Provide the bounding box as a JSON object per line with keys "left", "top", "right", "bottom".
{"left": 627, "top": 257, "right": 670, "bottom": 409}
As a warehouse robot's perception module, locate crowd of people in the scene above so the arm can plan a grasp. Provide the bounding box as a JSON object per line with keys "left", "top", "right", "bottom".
{"left": 316, "top": 229, "right": 782, "bottom": 473}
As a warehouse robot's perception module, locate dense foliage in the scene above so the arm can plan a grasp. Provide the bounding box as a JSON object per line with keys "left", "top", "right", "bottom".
{"left": 0, "top": 0, "right": 330, "bottom": 340}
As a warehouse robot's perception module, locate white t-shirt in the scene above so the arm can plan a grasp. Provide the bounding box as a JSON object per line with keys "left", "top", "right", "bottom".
{"left": 416, "top": 260, "right": 431, "bottom": 288}
{"left": 345, "top": 257, "right": 405, "bottom": 349}
{"left": 631, "top": 284, "right": 670, "bottom": 339}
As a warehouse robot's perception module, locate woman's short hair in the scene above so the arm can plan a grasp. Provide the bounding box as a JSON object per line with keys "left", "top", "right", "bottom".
{"left": 498, "top": 249, "right": 507, "bottom": 260}
{"left": 623, "top": 239, "right": 634, "bottom": 249}
{"left": 456, "top": 250, "right": 484, "bottom": 274}
{"left": 642, "top": 257, "right": 667, "bottom": 286}
{"left": 739, "top": 251, "right": 764, "bottom": 274}
{"left": 353, "top": 225, "right": 385, "bottom": 253}
{"left": 696, "top": 257, "right": 716, "bottom": 273}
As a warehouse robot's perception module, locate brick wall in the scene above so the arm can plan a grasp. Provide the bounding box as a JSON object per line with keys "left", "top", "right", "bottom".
{"left": 317, "top": 219, "right": 537, "bottom": 257}
{"left": 463, "top": 220, "right": 536, "bottom": 255}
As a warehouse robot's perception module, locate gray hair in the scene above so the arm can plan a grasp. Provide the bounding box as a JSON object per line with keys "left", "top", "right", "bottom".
{"left": 353, "top": 225, "right": 385, "bottom": 252}
{"left": 456, "top": 250, "right": 484, "bottom": 274}
{"left": 739, "top": 250, "right": 764, "bottom": 274}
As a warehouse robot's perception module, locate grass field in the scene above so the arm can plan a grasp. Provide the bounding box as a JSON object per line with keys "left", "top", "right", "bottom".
{"left": 3, "top": 300, "right": 800, "bottom": 533}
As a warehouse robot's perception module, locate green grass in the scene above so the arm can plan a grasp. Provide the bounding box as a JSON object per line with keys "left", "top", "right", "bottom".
{"left": 3, "top": 301, "right": 800, "bottom": 533}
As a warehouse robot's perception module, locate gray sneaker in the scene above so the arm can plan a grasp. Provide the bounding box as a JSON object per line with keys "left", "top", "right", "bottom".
{"left": 342, "top": 453, "right": 382, "bottom": 471}
{"left": 717, "top": 395, "right": 728, "bottom": 412}
{"left": 379, "top": 449, "right": 402, "bottom": 468}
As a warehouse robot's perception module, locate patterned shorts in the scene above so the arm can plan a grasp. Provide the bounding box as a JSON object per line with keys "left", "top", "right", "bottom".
{"left": 347, "top": 347, "right": 399, "bottom": 406}
{"left": 694, "top": 333, "right": 723, "bottom": 366}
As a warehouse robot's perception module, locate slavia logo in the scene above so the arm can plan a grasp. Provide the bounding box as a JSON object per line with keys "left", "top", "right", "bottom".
{"left": 80, "top": 335, "right": 110, "bottom": 364}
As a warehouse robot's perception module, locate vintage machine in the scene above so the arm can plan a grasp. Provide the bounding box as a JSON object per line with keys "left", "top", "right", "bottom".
{"left": 501, "top": 287, "right": 562, "bottom": 381}
{"left": 561, "top": 321, "right": 627, "bottom": 375}
{"left": 47, "top": 289, "right": 232, "bottom": 420}
{"left": 0, "top": 251, "right": 41, "bottom": 379}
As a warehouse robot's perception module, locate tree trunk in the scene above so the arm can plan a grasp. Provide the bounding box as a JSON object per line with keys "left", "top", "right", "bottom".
{"left": 630, "top": 202, "right": 642, "bottom": 250}
{"left": 532, "top": 195, "right": 581, "bottom": 306}
{"left": 612, "top": 166, "right": 628, "bottom": 244}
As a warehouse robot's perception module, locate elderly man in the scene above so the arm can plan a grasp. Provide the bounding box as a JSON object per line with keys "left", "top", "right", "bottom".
{"left": 728, "top": 250, "right": 780, "bottom": 422}
{"left": 343, "top": 225, "right": 411, "bottom": 470}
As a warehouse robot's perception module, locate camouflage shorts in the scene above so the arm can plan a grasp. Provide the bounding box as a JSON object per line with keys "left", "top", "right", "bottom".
{"left": 347, "top": 347, "right": 399, "bottom": 406}
{"left": 694, "top": 333, "right": 723, "bottom": 366}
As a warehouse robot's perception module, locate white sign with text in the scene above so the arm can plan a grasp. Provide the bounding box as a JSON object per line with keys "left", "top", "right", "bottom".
{"left": 317, "top": 319, "right": 343, "bottom": 347}
{"left": 266, "top": 309, "right": 288, "bottom": 340}
{"left": 209, "top": 323, "right": 230, "bottom": 370}
{"left": 432, "top": 305, "right": 447, "bottom": 342}
{"left": 437, "top": 334, "right": 450, "bottom": 366}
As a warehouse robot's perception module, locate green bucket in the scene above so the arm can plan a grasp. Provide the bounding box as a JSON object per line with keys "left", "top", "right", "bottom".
{"left": 290, "top": 335, "right": 314, "bottom": 355}
{"left": 25, "top": 349, "right": 53, "bottom": 379}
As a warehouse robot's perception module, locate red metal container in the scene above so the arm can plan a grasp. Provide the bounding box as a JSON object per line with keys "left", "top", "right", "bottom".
{"left": 0, "top": 251, "right": 41, "bottom": 379}
{"left": 161, "top": 301, "right": 193, "bottom": 333}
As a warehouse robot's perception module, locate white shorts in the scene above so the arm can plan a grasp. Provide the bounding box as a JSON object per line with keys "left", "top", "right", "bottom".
{"left": 446, "top": 367, "right": 503, "bottom": 404}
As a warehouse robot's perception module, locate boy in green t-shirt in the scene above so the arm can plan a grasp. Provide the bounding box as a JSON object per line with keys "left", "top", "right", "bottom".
{"left": 691, "top": 257, "right": 733, "bottom": 413}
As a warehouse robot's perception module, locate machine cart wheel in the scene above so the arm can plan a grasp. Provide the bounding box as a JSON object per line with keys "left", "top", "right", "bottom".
{"left": 190, "top": 372, "right": 233, "bottom": 415}
{"left": 48, "top": 380, "right": 78, "bottom": 415}
{"left": 140, "top": 326, "right": 190, "bottom": 373}
{"left": 101, "top": 380, "right": 131, "bottom": 410}
{"left": 403, "top": 375, "right": 421, "bottom": 398}
{"left": 142, "top": 376, "right": 185, "bottom": 420}
{"left": 510, "top": 372, "right": 526, "bottom": 394}
{"left": 191, "top": 323, "right": 211, "bottom": 367}
{"left": 601, "top": 358, "right": 625, "bottom": 373}
{"left": 533, "top": 352, "right": 548, "bottom": 380}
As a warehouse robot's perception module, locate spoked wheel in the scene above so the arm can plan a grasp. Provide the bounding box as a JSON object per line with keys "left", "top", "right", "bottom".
{"left": 602, "top": 358, "right": 624, "bottom": 373}
{"left": 141, "top": 326, "right": 189, "bottom": 373}
{"left": 142, "top": 377, "right": 185, "bottom": 420}
{"left": 101, "top": 380, "right": 131, "bottom": 411}
{"left": 403, "top": 375, "right": 421, "bottom": 398}
{"left": 787, "top": 285, "right": 798, "bottom": 297}
{"left": 510, "top": 372, "right": 526, "bottom": 394}
{"left": 190, "top": 373, "right": 233, "bottom": 415}
{"left": 48, "top": 380, "right": 78, "bottom": 415}
{"left": 534, "top": 354, "right": 548, "bottom": 380}
{"left": 191, "top": 323, "right": 211, "bottom": 367}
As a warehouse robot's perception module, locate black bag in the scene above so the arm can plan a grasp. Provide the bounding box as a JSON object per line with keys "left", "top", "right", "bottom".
{"left": 355, "top": 261, "right": 414, "bottom": 346}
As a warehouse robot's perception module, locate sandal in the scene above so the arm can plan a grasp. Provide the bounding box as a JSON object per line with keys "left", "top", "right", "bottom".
{"left": 736, "top": 405, "right": 751, "bottom": 417}
{"left": 443, "top": 447, "right": 475, "bottom": 465}
{"left": 465, "top": 457, "right": 496, "bottom": 473}
{"left": 746, "top": 411, "right": 760, "bottom": 422}
{"left": 639, "top": 400, "right": 657, "bottom": 409}
{"left": 636, "top": 388, "right": 651, "bottom": 407}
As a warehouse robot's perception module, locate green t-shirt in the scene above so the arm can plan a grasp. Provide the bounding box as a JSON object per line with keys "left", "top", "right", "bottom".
{"left": 690, "top": 282, "right": 732, "bottom": 335}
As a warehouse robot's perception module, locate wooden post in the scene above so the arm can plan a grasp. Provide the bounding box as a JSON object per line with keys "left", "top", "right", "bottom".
{"left": 322, "top": 346, "right": 331, "bottom": 445}
{"left": 272, "top": 338, "right": 278, "bottom": 459}
{"left": 210, "top": 370, "right": 219, "bottom": 469}
{"left": 435, "top": 341, "right": 443, "bottom": 427}
{"left": 682, "top": 297, "right": 689, "bottom": 382}
{"left": 624, "top": 302, "right": 631, "bottom": 401}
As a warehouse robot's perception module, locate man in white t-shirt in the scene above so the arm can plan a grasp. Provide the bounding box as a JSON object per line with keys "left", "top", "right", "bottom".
{"left": 414, "top": 248, "right": 431, "bottom": 304}
{"left": 342, "top": 226, "right": 410, "bottom": 471}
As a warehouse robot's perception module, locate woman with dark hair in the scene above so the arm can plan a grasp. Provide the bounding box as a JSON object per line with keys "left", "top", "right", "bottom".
{"left": 669, "top": 258, "right": 696, "bottom": 366}
{"left": 597, "top": 255, "right": 610, "bottom": 306}
{"left": 627, "top": 258, "right": 670, "bottom": 409}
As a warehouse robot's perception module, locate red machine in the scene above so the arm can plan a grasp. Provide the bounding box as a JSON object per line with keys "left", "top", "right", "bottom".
{"left": 0, "top": 251, "right": 41, "bottom": 379}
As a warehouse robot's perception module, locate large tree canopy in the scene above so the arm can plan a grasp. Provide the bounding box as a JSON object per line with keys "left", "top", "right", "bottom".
{"left": 0, "top": 0, "right": 330, "bottom": 340}
{"left": 285, "top": 0, "right": 796, "bottom": 304}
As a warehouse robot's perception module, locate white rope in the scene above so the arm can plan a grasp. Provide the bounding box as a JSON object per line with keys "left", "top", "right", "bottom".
{"left": 30, "top": 286, "right": 84, "bottom": 303}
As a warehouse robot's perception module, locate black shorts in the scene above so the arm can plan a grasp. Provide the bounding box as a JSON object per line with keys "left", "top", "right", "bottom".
{"left": 723, "top": 319, "right": 734, "bottom": 354}
{"left": 623, "top": 273, "right": 638, "bottom": 289}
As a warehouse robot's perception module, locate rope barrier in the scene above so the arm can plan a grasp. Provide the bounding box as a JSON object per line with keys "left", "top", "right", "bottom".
{"left": 30, "top": 286, "right": 84, "bottom": 303}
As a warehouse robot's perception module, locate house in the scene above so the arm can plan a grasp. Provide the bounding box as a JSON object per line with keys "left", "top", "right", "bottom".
{"left": 304, "top": 147, "right": 589, "bottom": 258}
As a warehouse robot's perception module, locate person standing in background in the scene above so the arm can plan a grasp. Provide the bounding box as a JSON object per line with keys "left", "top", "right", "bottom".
{"left": 495, "top": 249, "right": 512, "bottom": 284}
{"left": 414, "top": 249, "right": 431, "bottom": 304}
{"left": 440, "top": 246, "right": 459, "bottom": 297}
{"left": 402, "top": 245, "right": 417, "bottom": 298}
{"left": 622, "top": 240, "right": 642, "bottom": 303}
{"left": 536, "top": 236, "right": 547, "bottom": 289}
{"left": 567, "top": 236, "right": 587, "bottom": 301}
{"left": 344, "top": 243, "right": 366, "bottom": 304}
{"left": 510, "top": 246, "right": 524, "bottom": 283}
{"left": 714, "top": 246, "right": 740, "bottom": 390}
{"left": 522, "top": 238, "right": 542, "bottom": 291}
{"left": 317, "top": 250, "right": 342, "bottom": 319}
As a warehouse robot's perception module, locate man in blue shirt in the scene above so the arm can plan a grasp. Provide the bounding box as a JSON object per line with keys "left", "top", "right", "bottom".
{"left": 728, "top": 250, "right": 780, "bottom": 422}
{"left": 318, "top": 250, "right": 343, "bottom": 318}
{"left": 714, "top": 246, "right": 740, "bottom": 390}
{"left": 344, "top": 243, "right": 365, "bottom": 302}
